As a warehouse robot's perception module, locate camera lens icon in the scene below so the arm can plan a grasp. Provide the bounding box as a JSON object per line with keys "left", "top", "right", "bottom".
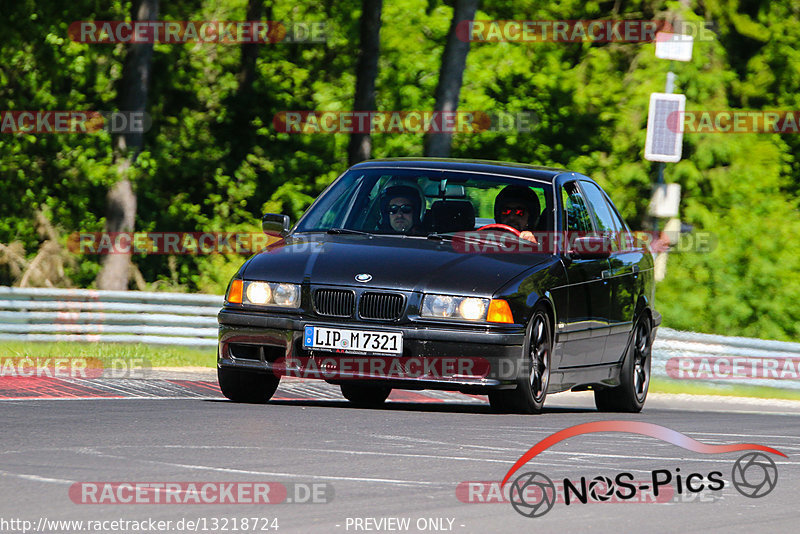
{"left": 732, "top": 452, "right": 778, "bottom": 498}
{"left": 588, "top": 475, "right": 614, "bottom": 502}
{"left": 509, "top": 472, "right": 557, "bottom": 518}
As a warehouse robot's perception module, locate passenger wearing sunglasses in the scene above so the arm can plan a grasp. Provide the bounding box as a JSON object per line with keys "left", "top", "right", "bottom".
{"left": 494, "top": 185, "right": 540, "bottom": 244}
{"left": 379, "top": 184, "right": 423, "bottom": 234}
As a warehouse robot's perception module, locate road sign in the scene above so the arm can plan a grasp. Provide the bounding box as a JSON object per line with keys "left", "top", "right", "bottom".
{"left": 645, "top": 93, "right": 685, "bottom": 163}
{"left": 648, "top": 183, "right": 682, "bottom": 218}
{"left": 655, "top": 32, "right": 694, "bottom": 62}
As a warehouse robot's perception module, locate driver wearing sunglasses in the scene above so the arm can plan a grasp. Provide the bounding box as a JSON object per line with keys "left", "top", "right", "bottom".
{"left": 379, "top": 184, "right": 423, "bottom": 234}
{"left": 494, "top": 185, "right": 540, "bottom": 244}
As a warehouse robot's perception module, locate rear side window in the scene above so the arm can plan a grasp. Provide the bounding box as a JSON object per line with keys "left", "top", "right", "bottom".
{"left": 580, "top": 181, "right": 618, "bottom": 236}
{"left": 604, "top": 198, "right": 627, "bottom": 234}
{"left": 561, "top": 182, "right": 593, "bottom": 233}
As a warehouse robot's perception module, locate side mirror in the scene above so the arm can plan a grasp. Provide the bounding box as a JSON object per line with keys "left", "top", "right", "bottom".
{"left": 262, "top": 213, "right": 291, "bottom": 238}
{"left": 568, "top": 236, "right": 611, "bottom": 260}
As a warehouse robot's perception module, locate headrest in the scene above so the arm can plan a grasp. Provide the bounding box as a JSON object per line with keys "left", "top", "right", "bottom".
{"left": 430, "top": 200, "right": 475, "bottom": 233}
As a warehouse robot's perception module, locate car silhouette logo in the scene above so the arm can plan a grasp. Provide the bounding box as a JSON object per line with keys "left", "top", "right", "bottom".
{"left": 355, "top": 273, "right": 372, "bottom": 283}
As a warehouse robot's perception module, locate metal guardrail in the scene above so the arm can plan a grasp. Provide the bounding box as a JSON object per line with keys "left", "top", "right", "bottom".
{"left": 0, "top": 287, "right": 220, "bottom": 347}
{"left": 652, "top": 328, "right": 800, "bottom": 391}
{"left": 0, "top": 286, "right": 797, "bottom": 390}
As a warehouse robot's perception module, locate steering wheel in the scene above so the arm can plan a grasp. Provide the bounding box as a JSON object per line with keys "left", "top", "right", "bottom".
{"left": 475, "top": 223, "right": 521, "bottom": 236}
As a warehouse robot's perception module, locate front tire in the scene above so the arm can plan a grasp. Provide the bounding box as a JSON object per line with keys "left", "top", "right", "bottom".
{"left": 218, "top": 367, "right": 280, "bottom": 403}
{"left": 594, "top": 314, "right": 652, "bottom": 413}
{"left": 340, "top": 383, "right": 391, "bottom": 407}
{"left": 488, "top": 309, "right": 552, "bottom": 414}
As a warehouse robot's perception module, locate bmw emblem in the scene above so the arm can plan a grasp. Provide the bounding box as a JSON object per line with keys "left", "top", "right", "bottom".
{"left": 355, "top": 273, "right": 372, "bottom": 283}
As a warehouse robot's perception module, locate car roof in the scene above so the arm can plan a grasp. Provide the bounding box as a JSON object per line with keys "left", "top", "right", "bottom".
{"left": 350, "top": 158, "right": 574, "bottom": 183}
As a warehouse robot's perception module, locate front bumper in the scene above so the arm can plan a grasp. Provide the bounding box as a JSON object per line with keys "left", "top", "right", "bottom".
{"left": 217, "top": 309, "right": 526, "bottom": 392}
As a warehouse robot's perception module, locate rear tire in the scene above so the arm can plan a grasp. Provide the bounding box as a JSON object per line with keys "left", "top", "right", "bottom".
{"left": 594, "top": 314, "right": 652, "bottom": 413}
{"left": 218, "top": 367, "right": 279, "bottom": 403}
{"left": 488, "top": 309, "right": 551, "bottom": 414}
{"left": 340, "top": 383, "right": 391, "bottom": 407}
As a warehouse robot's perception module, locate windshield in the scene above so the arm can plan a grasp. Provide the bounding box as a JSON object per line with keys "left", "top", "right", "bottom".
{"left": 294, "top": 169, "right": 555, "bottom": 236}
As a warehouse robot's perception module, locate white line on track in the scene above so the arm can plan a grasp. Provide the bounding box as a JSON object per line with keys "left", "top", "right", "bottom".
{"left": 0, "top": 469, "right": 75, "bottom": 485}
{"left": 366, "top": 434, "right": 800, "bottom": 465}
{"left": 678, "top": 431, "right": 800, "bottom": 440}
{"left": 289, "top": 448, "right": 662, "bottom": 474}
{"left": 72, "top": 449, "right": 450, "bottom": 488}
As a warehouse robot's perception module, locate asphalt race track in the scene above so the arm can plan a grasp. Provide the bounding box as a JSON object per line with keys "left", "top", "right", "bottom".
{"left": 1, "top": 373, "right": 798, "bottom": 534}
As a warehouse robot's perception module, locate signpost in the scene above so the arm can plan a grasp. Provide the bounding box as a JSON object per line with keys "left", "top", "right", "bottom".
{"left": 646, "top": 31, "right": 693, "bottom": 280}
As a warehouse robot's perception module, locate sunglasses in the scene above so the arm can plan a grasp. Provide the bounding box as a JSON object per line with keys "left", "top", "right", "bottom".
{"left": 388, "top": 204, "right": 414, "bottom": 215}
{"left": 500, "top": 208, "right": 527, "bottom": 217}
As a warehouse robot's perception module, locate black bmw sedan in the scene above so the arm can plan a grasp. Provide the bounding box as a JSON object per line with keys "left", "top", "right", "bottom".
{"left": 217, "top": 158, "right": 660, "bottom": 413}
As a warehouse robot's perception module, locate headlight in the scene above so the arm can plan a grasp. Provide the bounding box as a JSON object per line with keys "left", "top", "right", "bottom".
{"left": 246, "top": 282, "right": 272, "bottom": 304}
{"left": 228, "top": 281, "right": 301, "bottom": 308}
{"left": 421, "top": 295, "right": 513, "bottom": 323}
{"left": 425, "top": 295, "right": 456, "bottom": 317}
{"left": 458, "top": 298, "right": 487, "bottom": 320}
{"left": 272, "top": 283, "right": 300, "bottom": 307}
{"left": 422, "top": 294, "right": 490, "bottom": 321}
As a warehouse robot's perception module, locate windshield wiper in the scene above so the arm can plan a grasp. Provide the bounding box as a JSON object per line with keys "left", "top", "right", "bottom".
{"left": 426, "top": 232, "right": 455, "bottom": 241}
{"left": 326, "top": 228, "right": 373, "bottom": 236}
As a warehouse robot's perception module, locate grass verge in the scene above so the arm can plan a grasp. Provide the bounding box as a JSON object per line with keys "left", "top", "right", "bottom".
{"left": 0, "top": 342, "right": 216, "bottom": 368}
{"left": 650, "top": 377, "right": 800, "bottom": 401}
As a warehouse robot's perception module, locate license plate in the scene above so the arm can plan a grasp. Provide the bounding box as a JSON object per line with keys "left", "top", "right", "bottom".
{"left": 303, "top": 326, "right": 403, "bottom": 355}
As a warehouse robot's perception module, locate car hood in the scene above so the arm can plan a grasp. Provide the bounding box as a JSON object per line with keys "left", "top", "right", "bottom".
{"left": 242, "top": 233, "right": 552, "bottom": 296}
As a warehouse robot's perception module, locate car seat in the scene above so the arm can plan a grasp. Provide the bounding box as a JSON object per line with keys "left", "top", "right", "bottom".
{"left": 426, "top": 200, "right": 476, "bottom": 233}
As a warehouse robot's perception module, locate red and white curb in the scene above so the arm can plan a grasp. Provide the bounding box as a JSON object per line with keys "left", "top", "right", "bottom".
{"left": 0, "top": 374, "right": 487, "bottom": 403}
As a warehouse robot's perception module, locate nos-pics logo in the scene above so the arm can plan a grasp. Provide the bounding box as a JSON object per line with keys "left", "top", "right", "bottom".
{"left": 503, "top": 421, "right": 783, "bottom": 518}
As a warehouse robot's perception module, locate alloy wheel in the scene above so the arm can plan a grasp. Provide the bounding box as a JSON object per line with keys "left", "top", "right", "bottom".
{"left": 632, "top": 319, "right": 650, "bottom": 402}
{"left": 529, "top": 313, "right": 550, "bottom": 403}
